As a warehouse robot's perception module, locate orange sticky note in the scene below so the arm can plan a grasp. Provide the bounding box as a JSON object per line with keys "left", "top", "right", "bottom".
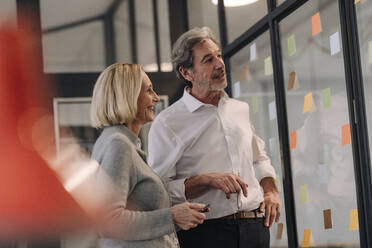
{"left": 301, "top": 229, "right": 311, "bottom": 247}
{"left": 312, "top": 12, "right": 322, "bottom": 36}
{"left": 349, "top": 209, "right": 359, "bottom": 230}
{"left": 342, "top": 124, "right": 351, "bottom": 146}
{"left": 355, "top": 0, "right": 368, "bottom": 4}
{"left": 290, "top": 131, "right": 297, "bottom": 150}
{"left": 276, "top": 223, "right": 283, "bottom": 240}
{"left": 240, "top": 65, "right": 248, "bottom": 82}
{"left": 302, "top": 93, "right": 312, "bottom": 113}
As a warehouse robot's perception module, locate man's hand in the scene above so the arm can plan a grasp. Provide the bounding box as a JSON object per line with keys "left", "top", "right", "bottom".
{"left": 184, "top": 173, "right": 248, "bottom": 199}
{"left": 259, "top": 177, "right": 281, "bottom": 227}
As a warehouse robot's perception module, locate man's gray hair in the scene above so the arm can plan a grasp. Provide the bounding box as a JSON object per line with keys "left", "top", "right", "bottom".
{"left": 171, "top": 27, "right": 220, "bottom": 84}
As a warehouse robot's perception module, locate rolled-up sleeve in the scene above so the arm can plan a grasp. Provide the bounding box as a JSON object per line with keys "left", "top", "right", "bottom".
{"left": 148, "top": 119, "right": 187, "bottom": 205}
{"left": 251, "top": 127, "right": 276, "bottom": 182}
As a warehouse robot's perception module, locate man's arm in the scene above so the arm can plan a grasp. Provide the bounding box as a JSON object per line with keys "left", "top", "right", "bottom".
{"left": 148, "top": 119, "right": 187, "bottom": 204}
{"left": 185, "top": 173, "right": 248, "bottom": 200}
{"left": 259, "top": 177, "right": 281, "bottom": 228}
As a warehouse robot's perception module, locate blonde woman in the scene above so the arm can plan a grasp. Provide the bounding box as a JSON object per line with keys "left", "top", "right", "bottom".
{"left": 91, "top": 63, "right": 206, "bottom": 248}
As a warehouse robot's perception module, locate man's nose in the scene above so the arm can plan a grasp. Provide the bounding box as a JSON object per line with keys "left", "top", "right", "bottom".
{"left": 215, "top": 57, "right": 225, "bottom": 69}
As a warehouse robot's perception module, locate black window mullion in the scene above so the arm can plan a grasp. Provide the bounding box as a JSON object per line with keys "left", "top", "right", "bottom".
{"left": 152, "top": 0, "right": 161, "bottom": 72}
{"left": 217, "top": 0, "right": 228, "bottom": 48}
{"left": 103, "top": 14, "right": 116, "bottom": 66}
{"left": 269, "top": 17, "right": 298, "bottom": 248}
{"left": 129, "top": 0, "right": 137, "bottom": 63}
{"left": 339, "top": 0, "right": 372, "bottom": 247}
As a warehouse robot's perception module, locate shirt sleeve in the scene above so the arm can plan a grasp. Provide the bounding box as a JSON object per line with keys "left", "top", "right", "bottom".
{"left": 251, "top": 125, "right": 276, "bottom": 182}
{"left": 148, "top": 118, "right": 187, "bottom": 205}
{"left": 97, "top": 138, "right": 175, "bottom": 241}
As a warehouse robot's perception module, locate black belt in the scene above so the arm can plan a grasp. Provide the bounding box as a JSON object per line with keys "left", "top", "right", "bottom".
{"left": 220, "top": 209, "right": 264, "bottom": 220}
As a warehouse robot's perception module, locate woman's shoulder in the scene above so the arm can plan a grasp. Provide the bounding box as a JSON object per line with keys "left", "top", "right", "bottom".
{"left": 92, "top": 127, "right": 136, "bottom": 160}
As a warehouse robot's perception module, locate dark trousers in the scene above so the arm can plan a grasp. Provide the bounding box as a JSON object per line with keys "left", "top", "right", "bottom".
{"left": 177, "top": 217, "right": 270, "bottom": 248}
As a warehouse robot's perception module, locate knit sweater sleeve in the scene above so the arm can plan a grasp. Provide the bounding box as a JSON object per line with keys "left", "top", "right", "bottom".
{"left": 98, "top": 138, "right": 175, "bottom": 241}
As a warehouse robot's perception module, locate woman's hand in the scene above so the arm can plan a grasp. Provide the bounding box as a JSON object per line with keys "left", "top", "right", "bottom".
{"left": 170, "top": 202, "right": 206, "bottom": 230}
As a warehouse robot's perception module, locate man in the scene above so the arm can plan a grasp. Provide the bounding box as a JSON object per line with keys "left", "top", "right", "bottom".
{"left": 148, "top": 27, "right": 281, "bottom": 248}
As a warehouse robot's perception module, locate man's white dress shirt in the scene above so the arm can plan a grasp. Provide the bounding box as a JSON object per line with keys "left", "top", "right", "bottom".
{"left": 148, "top": 88, "right": 276, "bottom": 219}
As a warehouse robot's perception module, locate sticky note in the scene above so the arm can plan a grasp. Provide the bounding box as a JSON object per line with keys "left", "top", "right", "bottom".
{"left": 290, "top": 131, "right": 297, "bottom": 150}
{"left": 240, "top": 66, "right": 248, "bottom": 82}
{"left": 251, "top": 96, "right": 258, "bottom": 113}
{"left": 265, "top": 56, "right": 273, "bottom": 76}
{"left": 317, "top": 163, "right": 328, "bottom": 184}
{"left": 233, "top": 82, "right": 241, "bottom": 98}
{"left": 288, "top": 35, "right": 296, "bottom": 56}
{"left": 349, "top": 209, "right": 359, "bottom": 230}
{"left": 302, "top": 93, "right": 313, "bottom": 113}
{"left": 330, "top": 32, "right": 341, "bottom": 55}
{"left": 300, "top": 184, "right": 308, "bottom": 203}
{"left": 342, "top": 124, "right": 351, "bottom": 146}
{"left": 250, "top": 43, "right": 257, "bottom": 61}
{"left": 355, "top": 0, "right": 369, "bottom": 4}
{"left": 288, "top": 71, "right": 300, "bottom": 90}
{"left": 322, "top": 88, "right": 331, "bottom": 108}
{"left": 288, "top": 71, "right": 296, "bottom": 90}
{"left": 276, "top": 223, "right": 283, "bottom": 240}
{"left": 312, "top": 12, "right": 322, "bottom": 36}
{"left": 323, "top": 209, "right": 333, "bottom": 229}
{"left": 269, "top": 101, "right": 276, "bottom": 120}
{"left": 368, "top": 41, "right": 372, "bottom": 65}
{"left": 301, "top": 229, "right": 311, "bottom": 247}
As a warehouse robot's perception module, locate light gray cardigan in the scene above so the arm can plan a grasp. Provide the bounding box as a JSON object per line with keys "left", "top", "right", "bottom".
{"left": 92, "top": 125, "right": 179, "bottom": 248}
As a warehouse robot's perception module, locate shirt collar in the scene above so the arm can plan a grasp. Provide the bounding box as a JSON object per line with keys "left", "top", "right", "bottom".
{"left": 182, "top": 87, "right": 229, "bottom": 113}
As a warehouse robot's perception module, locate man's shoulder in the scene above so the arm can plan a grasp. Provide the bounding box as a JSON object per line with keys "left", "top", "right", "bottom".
{"left": 155, "top": 98, "right": 187, "bottom": 122}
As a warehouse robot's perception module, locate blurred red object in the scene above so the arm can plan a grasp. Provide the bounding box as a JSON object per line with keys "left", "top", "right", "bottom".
{"left": 0, "top": 24, "right": 92, "bottom": 239}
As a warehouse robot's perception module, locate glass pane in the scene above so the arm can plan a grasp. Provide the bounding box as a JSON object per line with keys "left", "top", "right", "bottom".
{"left": 158, "top": 0, "right": 172, "bottom": 72}
{"left": 40, "top": 0, "right": 107, "bottom": 72}
{"left": 280, "top": 1, "right": 360, "bottom": 247}
{"left": 0, "top": 0, "right": 17, "bottom": 26}
{"left": 230, "top": 31, "right": 288, "bottom": 247}
{"left": 276, "top": 0, "right": 286, "bottom": 6}
{"left": 115, "top": 0, "right": 132, "bottom": 64}
{"left": 41, "top": 21, "right": 105, "bottom": 73}
{"left": 187, "top": 0, "right": 220, "bottom": 42}
{"left": 136, "top": 0, "right": 157, "bottom": 72}
{"left": 355, "top": 0, "right": 372, "bottom": 179}
{"left": 225, "top": 0, "right": 267, "bottom": 43}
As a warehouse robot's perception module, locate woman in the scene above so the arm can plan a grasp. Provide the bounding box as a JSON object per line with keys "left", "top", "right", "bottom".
{"left": 91, "top": 62, "right": 206, "bottom": 248}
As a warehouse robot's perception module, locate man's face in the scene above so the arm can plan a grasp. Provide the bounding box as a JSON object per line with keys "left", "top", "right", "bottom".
{"left": 189, "top": 39, "right": 227, "bottom": 92}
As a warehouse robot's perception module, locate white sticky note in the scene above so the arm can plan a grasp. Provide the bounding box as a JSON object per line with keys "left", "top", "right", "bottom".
{"left": 233, "top": 81, "right": 241, "bottom": 98}
{"left": 330, "top": 32, "right": 341, "bottom": 55}
{"left": 250, "top": 43, "right": 257, "bottom": 61}
{"left": 269, "top": 101, "right": 276, "bottom": 120}
{"left": 318, "top": 163, "right": 328, "bottom": 184}
{"left": 368, "top": 41, "right": 372, "bottom": 65}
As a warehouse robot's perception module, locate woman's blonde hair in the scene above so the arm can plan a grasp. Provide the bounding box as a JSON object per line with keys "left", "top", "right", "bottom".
{"left": 91, "top": 62, "right": 142, "bottom": 128}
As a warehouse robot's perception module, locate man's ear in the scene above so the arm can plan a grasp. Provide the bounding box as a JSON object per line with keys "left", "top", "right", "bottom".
{"left": 179, "top": 67, "right": 193, "bottom": 82}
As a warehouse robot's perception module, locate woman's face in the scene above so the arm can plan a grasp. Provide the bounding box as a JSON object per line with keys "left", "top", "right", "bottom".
{"left": 136, "top": 71, "right": 160, "bottom": 124}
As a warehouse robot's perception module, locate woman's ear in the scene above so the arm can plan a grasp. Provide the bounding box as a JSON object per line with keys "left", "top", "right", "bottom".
{"left": 179, "top": 67, "right": 193, "bottom": 83}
